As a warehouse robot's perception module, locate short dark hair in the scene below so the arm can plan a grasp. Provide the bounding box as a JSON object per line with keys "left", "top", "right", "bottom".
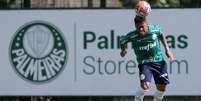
{"left": 134, "top": 15, "right": 146, "bottom": 24}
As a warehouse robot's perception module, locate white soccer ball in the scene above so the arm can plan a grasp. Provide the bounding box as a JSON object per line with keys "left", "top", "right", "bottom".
{"left": 135, "top": 1, "right": 151, "bottom": 17}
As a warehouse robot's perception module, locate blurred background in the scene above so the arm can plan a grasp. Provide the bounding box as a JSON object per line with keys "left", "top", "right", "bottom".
{"left": 0, "top": 0, "right": 201, "bottom": 101}
{"left": 0, "top": 0, "right": 200, "bottom": 9}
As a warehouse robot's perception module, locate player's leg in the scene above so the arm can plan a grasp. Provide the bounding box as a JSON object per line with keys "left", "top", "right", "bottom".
{"left": 153, "top": 84, "right": 166, "bottom": 101}
{"left": 135, "top": 82, "right": 150, "bottom": 101}
{"left": 135, "top": 63, "right": 152, "bottom": 101}
{"left": 152, "top": 61, "right": 169, "bottom": 101}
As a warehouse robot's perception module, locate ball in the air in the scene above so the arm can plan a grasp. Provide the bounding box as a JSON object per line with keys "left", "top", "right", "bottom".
{"left": 135, "top": 1, "right": 151, "bottom": 17}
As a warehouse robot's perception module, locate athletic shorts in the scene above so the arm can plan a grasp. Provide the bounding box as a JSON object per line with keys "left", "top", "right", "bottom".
{"left": 138, "top": 60, "right": 170, "bottom": 85}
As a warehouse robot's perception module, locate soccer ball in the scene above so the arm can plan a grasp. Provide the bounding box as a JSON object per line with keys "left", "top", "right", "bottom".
{"left": 135, "top": 1, "right": 151, "bottom": 17}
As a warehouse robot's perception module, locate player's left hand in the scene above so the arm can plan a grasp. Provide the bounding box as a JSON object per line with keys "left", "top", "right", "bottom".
{"left": 120, "top": 50, "right": 127, "bottom": 57}
{"left": 165, "top": 49, "right": 174, "bottom": 60}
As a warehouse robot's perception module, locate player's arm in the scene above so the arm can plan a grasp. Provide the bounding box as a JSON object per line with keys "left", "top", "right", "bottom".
{"left": 120, "top": 43, "right": 127, "bottom": 57}
{"left": 160, "top": 34, "right": 174, "bottom": 60}
{"left": 120, "top": 31, "right": 136, "bottom": 57}
{"left": 120, "top": 35, "right": 129, "bottom": 57}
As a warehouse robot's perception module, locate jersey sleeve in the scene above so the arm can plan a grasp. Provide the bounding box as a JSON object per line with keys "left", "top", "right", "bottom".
{"left": 156, "top": 25, "right": 163, "bottom": 37}
{"left": 120, "top": 31, "right": 136, "bottom": 45}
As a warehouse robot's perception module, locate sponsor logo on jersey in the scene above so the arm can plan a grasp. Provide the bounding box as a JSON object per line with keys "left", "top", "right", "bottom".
{"left": 139, "top": 41, "right": 157, "bottom": 51}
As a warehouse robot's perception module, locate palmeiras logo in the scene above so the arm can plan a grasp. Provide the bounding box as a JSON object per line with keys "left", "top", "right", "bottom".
{"left": 9, "top": 21, "right": 68, "bottom": 83}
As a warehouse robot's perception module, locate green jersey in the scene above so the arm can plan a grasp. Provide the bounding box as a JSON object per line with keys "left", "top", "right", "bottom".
{"left": 120, "top": 25, "right": 164, "bottom": 64}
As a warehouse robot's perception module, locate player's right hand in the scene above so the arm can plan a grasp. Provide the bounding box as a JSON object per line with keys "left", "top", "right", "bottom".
{"left": 120, "top": 50, "right": 127, "bottom": 57}
{"left": 165, "top": 49, "right": 174, "bottom": 60}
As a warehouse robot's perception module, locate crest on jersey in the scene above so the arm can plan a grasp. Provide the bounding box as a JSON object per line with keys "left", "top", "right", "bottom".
{"left": 152, "top": 33, "right": 157, "bottom": 40}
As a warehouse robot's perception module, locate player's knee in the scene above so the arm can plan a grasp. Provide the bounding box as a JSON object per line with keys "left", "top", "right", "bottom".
{"left": 156, "top": 84, "right": 166, "bottom": 92}
{"left": 141, "top": 82, "right": 150, "bottom": 90}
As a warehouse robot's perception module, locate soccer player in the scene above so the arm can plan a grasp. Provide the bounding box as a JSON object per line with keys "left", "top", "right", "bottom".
{"left": 120, "top": 16, "right": 174, "bottom": 101}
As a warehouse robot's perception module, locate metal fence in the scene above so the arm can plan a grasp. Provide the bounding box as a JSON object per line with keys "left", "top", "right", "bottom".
{"left": 0, "top": 0, "right": 121, "bottom": 9}
{"left": 0, "top": 0, "right": 201, "bottom": 9}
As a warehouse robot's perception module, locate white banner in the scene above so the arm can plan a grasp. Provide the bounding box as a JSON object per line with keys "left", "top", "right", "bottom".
{"left": 0, "top": 9, "right": 201, "bottom": 96}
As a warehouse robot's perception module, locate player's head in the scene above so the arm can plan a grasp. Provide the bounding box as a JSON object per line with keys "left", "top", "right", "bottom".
{"left": 134, "top": 16, "right": 148, "bottom": 36}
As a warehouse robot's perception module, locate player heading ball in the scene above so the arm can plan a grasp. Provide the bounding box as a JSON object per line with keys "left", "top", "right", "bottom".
{"left": 120, "top": 1, "right": 174, "bottom": 101}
